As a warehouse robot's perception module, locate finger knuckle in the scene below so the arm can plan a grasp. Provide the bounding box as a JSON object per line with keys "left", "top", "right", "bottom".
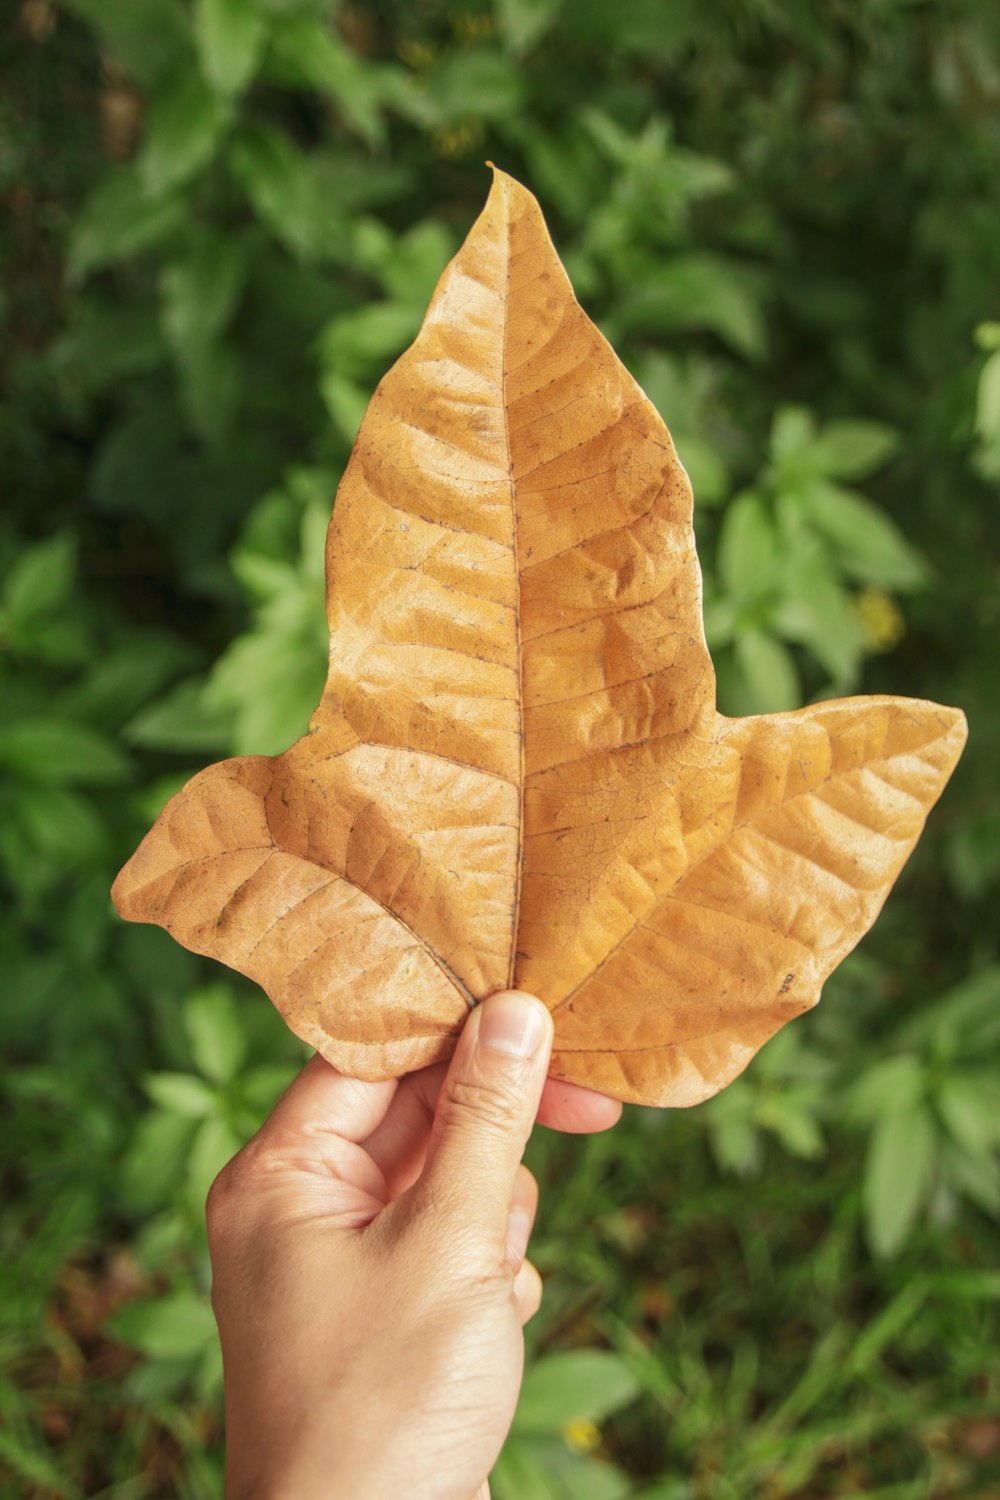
{"left": 515, "top": 1260, "right": 543, "bottom": 1323}
{"left": 204, "top": 1140, "right": 268, "bottom": 1235}
{"left": 441, "top": 1074, "right": 517, "bottom": 1134}
{"left": 204, "top": 1160, "right": 236, "bottom": 1227}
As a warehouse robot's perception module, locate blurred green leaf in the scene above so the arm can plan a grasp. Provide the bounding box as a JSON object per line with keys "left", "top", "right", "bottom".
{"left": 634, "top": 1485, "right": 693, "bottom": 1500}
{"left": 896, "top": 967, "right": 1000, "bottom": 1062}
{"left": 495, "top": 0, "right": 564, "bottom": 55}
{"left": 975, "top": 349, "right": 1000, "bottom": 441}
{"left": 204, "top": 624, "right": 326, "bottom": 754}
{"left": 635, "top": 351, "right": 730, "bottom": 505}
{"left": 0, "top": 719, "right": 130, "bottom": 785}
{"left": 125, "top": 678, "right": 234, "bottom": 753}
{"left": 846, "top": 1274, "right": 930, "bottom": 1376}
{"left": 60, "top": 0, "right": 188, "bottom": 86}
{"left": 0, "top": 1428, "right": 81, "bottom": 1500}
{"left": 159, "top": 227, "right": 248, "bottom": 443}
{"left": 426, "top": 48, "right": 525, "bottom": 124}
{"left": 717, "top": 492, "right": 776, "bottom": 604}
{"left": 945, "top": 812, "right": 1000, "bottom": 901}
{"left": 230, "top": 127, "right": 332, "bottom": 260}
{"left": 612, "top": 254, "right": 766, "bottom": 360}
{"left": 230, "top": 553, "right": 298, "bottom": 603}
{"left": 494, "top": 1438, "right": 633, "bottom": 1500}
{"left": 120, "top": 1110, "right": 197, "bottom": 1214}
{"left": 176, "top": 338, "right": 243, "bottom": 445}
{"left": 672, "top": 434, "right": 728, "bottom": 506}
{"left": 320, "top": 370, "right": 369, "bottom": 444}
{"left": 734, "top": 630, "right": 798, "bottom": 713}
{"left": 770, "top": 406, "right": 817, "bottom": 464}
{"left": 319, "top": 302, "right": 422, "bottom": 377}
{"left": 63, "top": 634, "right": 197, "bottom": 727}
{"left": 252, "top": 0, "right": 330, "bottom": 13}
{"left": 705, "top": 1084, "right": 763, "bottom": 1177}
{"left": 811, "top": 420, "right": 900, "bottom": 481}
{"left": 805, "top": 484, "right": 928, "bottom": 590}
{"left": 2, "top": 534, "right": 75, "bottom": 624}
{"left": 757, "top": 1092, "right": 825, "bottom": 1160}
{"left": 770, "top": 552, "right": 864, "bottom": 684}
{"left": 366, "top": 218, "right": 454, "bottom": 305}
{"left": 15, "top": 786, "right": 105, "bottom": 866}
{"left": 491, "top": 1440, "right": 563, "bottom": 1500}
{"left": 53, "top": 303, "right": 168, "bottom": 395}
{"left": 936, "top": 1075, "right": 1000, "bottom": 1157}
{"left": 514, "top": 1351, "right": 640, "bottom": 1432}
{"left": 560, "top": 1458, "right": 631, "bottom": 1500}
{"left": 69, "top": 167, "right": 186, "bottom": 282}
{"left": 140, "top": 68, "right": 231, "bottom": 197}
{"left": 109, "top": 1289, "right": 217, "bottom": 1360}
{"left": 194, "top": 0, "right": 268, "bottom": 97}
{"left": 975, "top": 322, "right": 1000, "bottom": 353}
{"left": 200, "top": 483, "right": 328, "bottom": 755}
{"left": 185, "top": 986, "right": 247, "bottom": 1084}
{"left": 581, "top": 109, "right": 733, "bottom": 224}
{"left": 195, "top": 1334, "right": 226, "bottom": 1402}
{"left": 942, "top": 1143, "right": 1000, "bottom": 1216}
{"left": 144, "top": 1073, "right": 217, "bottom": 1118}
{"left": 266, "top": 17, "right": 385, "bottom": 145}
{"left": 849, "top": 1054, "right": 925, "bottom": 1123}
{"left": 863, "top": 1102, "right": 936, "bottom": 1258}
{"left": 161, "top": 231, "right": 248, "bottom": 354}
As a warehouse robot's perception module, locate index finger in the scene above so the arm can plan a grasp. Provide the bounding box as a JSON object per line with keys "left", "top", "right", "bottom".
{"left": 361, "top": 1063, "right": 622, "bottom": 1199}
{"left": 254, "top": 1053, "right": 400, "bottom": 1152}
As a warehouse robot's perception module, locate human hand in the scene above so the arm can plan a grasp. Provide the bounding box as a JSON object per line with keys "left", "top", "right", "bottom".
{"left": 207, "top": 990, "right": 621, "bottom": 1500}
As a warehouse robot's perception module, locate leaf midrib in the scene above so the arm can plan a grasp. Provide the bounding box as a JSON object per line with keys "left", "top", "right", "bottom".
{"left": 501, "top": 177, "right": 525, "bottom": 990}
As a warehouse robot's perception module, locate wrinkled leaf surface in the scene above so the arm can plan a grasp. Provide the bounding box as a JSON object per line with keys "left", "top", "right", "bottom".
{"left": 113, "top": 170, "right": 967, "bottom": 1106}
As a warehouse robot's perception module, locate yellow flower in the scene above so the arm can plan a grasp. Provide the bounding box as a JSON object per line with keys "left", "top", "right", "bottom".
{"left": 433, "top": 120, "right": 485, "bottom": 159}
{"left": 562, "top": 1417, "right": 602, "bottom": 1454}
{"left": 398, "top": 39, "right": 436, "bottom": 70}
{"left": 854, "top": 587, "right": 905, "bottom": 652}
{"left": 453, "top": 12, "right": 495, "bottom": 40}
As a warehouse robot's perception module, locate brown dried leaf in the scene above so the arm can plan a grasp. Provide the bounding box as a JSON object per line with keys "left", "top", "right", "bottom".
{"left": 112, "top": 169, "right": 967, "bottom": 1107}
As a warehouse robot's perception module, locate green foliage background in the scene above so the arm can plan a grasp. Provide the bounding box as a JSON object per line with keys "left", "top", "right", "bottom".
{"left": 2, "top": 1, "right": 999, "bottom": 1495}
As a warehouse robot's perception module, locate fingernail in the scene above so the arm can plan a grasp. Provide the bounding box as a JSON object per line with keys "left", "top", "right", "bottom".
{"left": 477, "top": 992, "right": 549, "bottom": 1059}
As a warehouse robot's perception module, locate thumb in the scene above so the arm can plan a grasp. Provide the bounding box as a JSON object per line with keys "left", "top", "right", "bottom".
{"left": 408, "top": 991, "right": 553, "bottom": 1245}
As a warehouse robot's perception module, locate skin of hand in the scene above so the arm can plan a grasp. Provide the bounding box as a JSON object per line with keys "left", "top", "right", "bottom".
{"left": 207, "top": 990, "right": 622, "bottom": 1500}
